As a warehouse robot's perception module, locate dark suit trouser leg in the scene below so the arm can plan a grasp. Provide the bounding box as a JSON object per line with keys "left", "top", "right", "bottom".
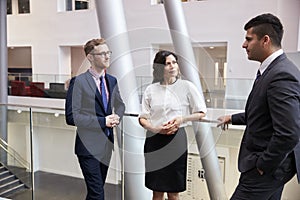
{"left": 78, "top": 155, "right": 109, "bottom": 200}
{"left": 230, "top": 166, "right": 295, "bottom": 200}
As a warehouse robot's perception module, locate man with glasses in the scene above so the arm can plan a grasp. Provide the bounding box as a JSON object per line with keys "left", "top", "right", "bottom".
{"left": 65, "top": 38, "right": 125, "bottom": 200}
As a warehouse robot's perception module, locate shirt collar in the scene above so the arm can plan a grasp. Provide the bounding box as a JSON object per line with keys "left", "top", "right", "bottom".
{"left": 89, "top": 67, "right": 105, "bottom": 79}
{"left": 259, "top": 49, "right": 283, "bottom": 75}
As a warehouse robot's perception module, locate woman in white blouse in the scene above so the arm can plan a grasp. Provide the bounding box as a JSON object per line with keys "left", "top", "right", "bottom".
{"left": 139, "top": 50, "right": 207, "bottom": 200}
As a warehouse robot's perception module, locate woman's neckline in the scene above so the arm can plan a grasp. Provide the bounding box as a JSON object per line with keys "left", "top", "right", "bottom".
{"left": 161, "top": 78, "right": 178, "bottom": 86}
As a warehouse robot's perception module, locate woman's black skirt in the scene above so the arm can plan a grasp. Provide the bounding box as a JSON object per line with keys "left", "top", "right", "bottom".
{"left": 144, "top": 127, "right": 187, "bottom": 192}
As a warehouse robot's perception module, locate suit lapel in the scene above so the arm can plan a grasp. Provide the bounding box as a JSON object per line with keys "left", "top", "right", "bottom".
{"left": 245, "top": 73, "right": 263, "bottom": 113}
{"left": 84, "top": 71, "right": 106, "bottom": 112}
{"left": 105, "top": 75, "right": 114, "bottom": 111}
{"left": 245, "top": 54, "right": 287, "bottom": 114}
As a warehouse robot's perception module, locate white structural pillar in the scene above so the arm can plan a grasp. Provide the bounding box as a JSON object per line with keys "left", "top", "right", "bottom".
{"left": 163, "top": 1, "right": 227, "bottom": 199}
{"left": 0, "top": 0, "right": 8, "bottom": 142}
{"left": 94, "top": 1, "right": 150, "bottom": 200}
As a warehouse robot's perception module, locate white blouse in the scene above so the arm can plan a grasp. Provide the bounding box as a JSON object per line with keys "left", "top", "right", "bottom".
{"left": 139, "top": 79, "right": 207, "bottom": 127}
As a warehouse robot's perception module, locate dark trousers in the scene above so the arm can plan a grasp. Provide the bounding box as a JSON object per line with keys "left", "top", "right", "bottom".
{"left": 78, "top": 155, "right": 109, "bottom": 200}
{"left": 231, "top": 156, "right": 296, "bottom": 200}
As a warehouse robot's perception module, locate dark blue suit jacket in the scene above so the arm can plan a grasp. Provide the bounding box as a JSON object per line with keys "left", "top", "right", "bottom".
{"left": 232, "top": 53, "right": 300, "bottom": 182}
{"left": 65, "top": 70, "right": 125, "bottom": 164}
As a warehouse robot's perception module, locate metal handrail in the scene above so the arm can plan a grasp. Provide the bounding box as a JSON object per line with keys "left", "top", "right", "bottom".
{"left": 0, "top": 138, "right": 30, "bottom": 170}
{"left": 0, "top": 103, "right": 65, "bottom": 111}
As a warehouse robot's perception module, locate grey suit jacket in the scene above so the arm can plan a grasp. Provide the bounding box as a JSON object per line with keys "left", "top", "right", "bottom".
{"left": 232, "top": 53, "right": 300, "bottom": 182}
{"left": 65, "top": 70, "right": 125, "bottom": 164}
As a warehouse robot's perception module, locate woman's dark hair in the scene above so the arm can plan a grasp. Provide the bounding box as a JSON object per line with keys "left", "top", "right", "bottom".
{"left": 244, "top": 13, "right": 283, "bottom": 47}
{"left": 152, "top": 50, "right": 179, "bottom": 84}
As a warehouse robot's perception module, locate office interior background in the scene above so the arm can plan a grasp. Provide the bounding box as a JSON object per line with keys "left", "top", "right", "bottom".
{"left": 1, "top": 0, "right": 300, "bottom": 199}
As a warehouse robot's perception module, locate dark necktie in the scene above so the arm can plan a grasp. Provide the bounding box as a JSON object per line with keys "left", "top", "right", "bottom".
{"left": 253, "top": 70, "right": 261, "bottom": 86}
{"left": 100, "top": 76, "right": 108, "bottom": 111}
{"left": 256, "top": 70, "right": 261, "bottom": 80}
{"left": 100, "top": 76, "right": 112, "bottom": 139}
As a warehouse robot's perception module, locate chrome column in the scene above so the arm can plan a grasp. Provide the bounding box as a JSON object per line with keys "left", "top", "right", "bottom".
{"left": 0, "top": 0, "right": 8, "bottom": 142}
{"left": 163, "top": 1, "right": 227, "bottom": 199}
{"left": 94, "top": 1, "right": 150, "bottom": 199}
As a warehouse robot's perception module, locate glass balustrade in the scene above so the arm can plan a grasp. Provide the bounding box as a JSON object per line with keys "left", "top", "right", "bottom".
{"left": 0, "top": 104, "right": 33, "bottom": 199}
{"left": 3, "top": 75, "right": 257, "bottom": 198}
{"left": 6, "top": 95, "right": 298, "bottom": 199}
{"left": 8, "top": 74, "right": 70, "bottom": 99}
{"left": 8, "top": 75, "right": 254, "bottom": 110}
{"left": 0, "top": 101, "right": 248, "bottom": 199}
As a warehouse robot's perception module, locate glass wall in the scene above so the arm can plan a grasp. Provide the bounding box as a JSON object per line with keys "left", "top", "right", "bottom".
{"left": 0, "top": 103, "right": 236, "bottom": 199}
{"left": 8, "top": 74, "right": 70, "bottom": 99}
{"left": 0, "top": 105, "right": 33, "bottom": 199}
{"left": 7, "top": 76, "right": 252, "bottom": 109}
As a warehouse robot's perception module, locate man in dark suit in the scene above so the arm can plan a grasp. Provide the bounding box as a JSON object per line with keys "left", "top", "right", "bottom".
{"left": 65, "top": 38, "right": 125, "bottom": 200}
{"left": 218, "top": 13, "right": 300, "bottom": 199}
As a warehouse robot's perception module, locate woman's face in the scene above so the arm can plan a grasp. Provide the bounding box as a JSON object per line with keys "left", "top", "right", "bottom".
{"left": 164, "top": 54, "right": 179, "bottom": 81}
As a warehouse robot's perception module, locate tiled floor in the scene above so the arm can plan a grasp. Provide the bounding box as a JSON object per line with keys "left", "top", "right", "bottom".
{"left": 8, "top": 171, "right": 121, "bottom": 200}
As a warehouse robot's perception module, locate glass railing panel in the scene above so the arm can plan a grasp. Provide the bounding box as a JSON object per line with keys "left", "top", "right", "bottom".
{"left": 8, "top": 74, "right": 70, "bottom": 99}
{"left": 8, "top": 72, "right": 32, "bottom": 83}
{"left": 136, "top": 76, "right": 152, "bottom": 102}
{"left": 31, "top": 74, "right": 70, "bottom": 87}
{"left": 2, "top": 103, "right": 243, "bottom": 200}
{"left": 1, "top": 104, "right": 33, "bottom": 199}
{"left": 222, "top": 78, "right": 254, "bottom": 110}
{"left": 135, "top": 76, "right": 254, "bottom": 110}
{"left": 29, "top": 106, "right": 124, "bottom": 199}
{"left": 2, "top": 100, "right": 246, "bottom": 199}
{"left": 8, "top": 74, "right": 255, "bottom": 110}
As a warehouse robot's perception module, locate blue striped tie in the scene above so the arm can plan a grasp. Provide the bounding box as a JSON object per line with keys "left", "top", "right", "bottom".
{"left": 100, "top": 76, "right": 111, "bottom": 138}
{"left": 100, "top": 76, "right": 108, "bottom": 111}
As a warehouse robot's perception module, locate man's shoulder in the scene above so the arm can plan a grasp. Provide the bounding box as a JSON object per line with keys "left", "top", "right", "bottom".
{"left": 106, "top": 73, "right": 116, "bottom": 79}
{"left": 75, "top": 71, "right": 89, "bottom": 78}
{"left": 273, "top": 58, "right": 299, "bottom": 77}
{"left": 105, "top": 73, "right": 118, "bottom": 83}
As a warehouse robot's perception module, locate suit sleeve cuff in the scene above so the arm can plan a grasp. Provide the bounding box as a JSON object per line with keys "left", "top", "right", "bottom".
{"left": 98, "top": 117, "right": 106, "bottom": 128}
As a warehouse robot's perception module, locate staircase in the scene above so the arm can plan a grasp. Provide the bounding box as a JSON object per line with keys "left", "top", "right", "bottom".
{"left": 0, "top": 163, "right": 29, "bottom": 198}
{"left": 0, "top": 138, "right": 32, "bottom": 198}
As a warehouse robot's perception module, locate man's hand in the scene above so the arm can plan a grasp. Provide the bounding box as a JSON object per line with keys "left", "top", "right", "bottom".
{"left": 217, "top": 115, "right": 232, "bottom": 130}
{"left": 106, "top": 114, "right": 120, "bottom": 128}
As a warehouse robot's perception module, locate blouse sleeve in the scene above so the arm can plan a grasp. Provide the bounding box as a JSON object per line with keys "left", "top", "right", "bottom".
{"left": 187, "top": 81, "right": 207, "bottom": 114}
{"left": 139, "top": 85, "right": 151, "bottom": 119}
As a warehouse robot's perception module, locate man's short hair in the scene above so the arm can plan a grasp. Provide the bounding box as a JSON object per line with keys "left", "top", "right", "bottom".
{"left": 84, "top": 38, "right": 107, "bottom": 56}
{"left": 244, "top": 13, "right": 283, "bottom": 47}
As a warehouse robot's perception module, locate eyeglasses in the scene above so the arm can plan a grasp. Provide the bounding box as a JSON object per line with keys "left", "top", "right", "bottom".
{"left": 91, "top": 51, "right": 112, "bottom": 57}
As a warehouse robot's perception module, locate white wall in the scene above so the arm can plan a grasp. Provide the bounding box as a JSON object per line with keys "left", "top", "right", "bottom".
{"left": 8, "top": 0, "right": 299, "bottom": 77}
{"left": 125, "top": 0, "right": 300, "bottom": 99}
{"left": 5, "top": 0, "right": 300, "bottom": 198}
{"left": 8, "top": 1, "right": 99, "bottom": 76}
{"left": 122, "top": 0, "right": 299, "bottom": 76}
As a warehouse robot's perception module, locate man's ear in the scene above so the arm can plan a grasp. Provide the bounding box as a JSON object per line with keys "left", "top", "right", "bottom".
{"left": 87, "top": 54, "right": 93, "bottom": 62}
{"left": 263, "top": 35, "right": 271, "bottom": 46}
